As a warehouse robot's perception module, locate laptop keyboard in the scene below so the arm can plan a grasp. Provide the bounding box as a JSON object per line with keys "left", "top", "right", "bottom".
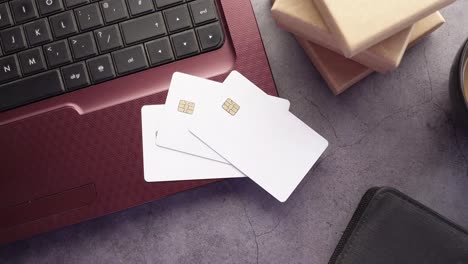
{"left": 0, "top": 0, "right": 224, "bottom": 112}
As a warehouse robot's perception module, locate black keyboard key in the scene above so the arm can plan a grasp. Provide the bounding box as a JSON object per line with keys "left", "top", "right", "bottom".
{"left": 44, "top": 40, "right": 72, "bottom": 67}
{"left": 64, "top": 0, "right": 89, "bottom": 8}
{"left": 24, "top": 19, "right": 53, "bottom": 46}
{"left": 170, "top": 29, "right": 198, "bottom": 58}
{"left": 120, "top": 12, "right": 166, "bottom": 45}
{"left": 0, "top": 55, "right": 21, "bottom": 83}
{"left": 0, "top": 3, "right": 13, "bottom": 29}
{"left": 128, "top": 0, "right": 154, "bottom": 16}
{"left": 0, "top": 26, "right": 27, "bottom": 54}
{"left": 189, "top": 0, "right": 217, "bottom": 25}
{"left": 36, "top": 0, "right": 64, "bottom": 16}
{"left": 18, "top": 47, "right": 47, "bottom": 75}
{"left": 163, "top": 4, "right": 191, "bottom": 33}
{"left": 94, "top": 24, "right": 122, "bottom": 52}
{"left": 154, "top": 0, "right": 182, "bottom": 9}
{"left": 49, "top": 11, "right": 78, "bottom": 39}
{"left": 10, "top": 0, "right": 39, "bottom": 24}
{"left": 112, "top": 44, "right": 148, "bottom": 75}
{"left": 61, "top": 61, "right": 90, "bottom": 90}
{"left": 196, "top": 22, "right": 223, "bottom": 51}
{"left": 145, "top": 37, "right": 173, "bottom": 66}
{"left": 69, "top": 32, "right": 98, "bottom": 60}
{"left": 0, "top": 70, "right": 64, "bottom": 112}
{"left": 75, "top": 3, "right": 103, "bottom": 31}
{"left": 100, "top": 0, "right": 128, "bottom": 23}
{"left": 87, "top": 54, "right": 115, "bottom": 83}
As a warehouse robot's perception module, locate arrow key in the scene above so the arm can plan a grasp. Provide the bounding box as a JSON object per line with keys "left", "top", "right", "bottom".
{"left": 196, "top": 22, "right": 223, "bottom": 52}
{"left": 61, "top": 61, "right": 90, "bottom": 91}
{"left": 163, "top": 4, "right": 192, "bottom": 33}
{"left": 170, "top": 29, "right": 199, "bottom": 59}
{"left": 145, "top": 37, "right": 174, "bottom": 66}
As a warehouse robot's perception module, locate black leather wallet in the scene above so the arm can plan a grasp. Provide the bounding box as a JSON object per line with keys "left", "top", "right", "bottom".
{"left": 329, "top": 187, "right": 468, "bottom": 264}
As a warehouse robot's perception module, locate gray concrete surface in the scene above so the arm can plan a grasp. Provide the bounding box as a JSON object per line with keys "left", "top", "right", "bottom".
{"left": 2, "top": 1, "right": 468, "bottom": 263}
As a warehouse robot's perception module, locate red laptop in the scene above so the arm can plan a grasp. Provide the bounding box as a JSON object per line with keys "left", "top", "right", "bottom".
{"left": 0, "top": 0, "right": 278, "bottom": 244}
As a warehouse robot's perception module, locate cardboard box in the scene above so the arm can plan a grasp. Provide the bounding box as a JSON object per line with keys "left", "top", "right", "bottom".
{"left": 271, "top": 0, "right": 413, "bottom": 73}
{"left": 313, "top": 0, "right": 453, "bottom": 57}
{"left": 298, "top": 12, "right": 445, "bottom": 95}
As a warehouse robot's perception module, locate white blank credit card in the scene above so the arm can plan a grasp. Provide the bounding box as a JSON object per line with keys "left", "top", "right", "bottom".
{"left": 189, "top": 72, "right": 328, "bottom": 202}
{"left": 156, "top": 72, "right": 290, "bottom": 163}
{"left": 141, "top": 105, "right": 245, "bottom": 182}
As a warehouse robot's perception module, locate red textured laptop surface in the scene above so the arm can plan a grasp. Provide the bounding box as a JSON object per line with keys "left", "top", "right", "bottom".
{"left": 0, "top": 0, "right": 278, "bottom": 244}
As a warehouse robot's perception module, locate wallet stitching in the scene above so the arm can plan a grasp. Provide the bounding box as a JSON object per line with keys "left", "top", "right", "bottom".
{"left": 337, "top": 194, "right": 376, "bottom": 264}
{"left": 336, "top": 190, "right": 467, "bottom": 264}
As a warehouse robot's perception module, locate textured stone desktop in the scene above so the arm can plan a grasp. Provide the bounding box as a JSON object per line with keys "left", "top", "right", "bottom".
{"left": 1, "top": 1, "right": 468, "bottom": 263}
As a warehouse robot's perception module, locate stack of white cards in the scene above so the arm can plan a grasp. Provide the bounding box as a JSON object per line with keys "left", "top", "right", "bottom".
{"left": 141, "top": 71, "right": 328, "bottom": 202}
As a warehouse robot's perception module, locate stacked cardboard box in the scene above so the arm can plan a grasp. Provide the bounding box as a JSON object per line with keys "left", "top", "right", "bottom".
{"left": 271, "top": 0, "right": 453, "bottom": 94}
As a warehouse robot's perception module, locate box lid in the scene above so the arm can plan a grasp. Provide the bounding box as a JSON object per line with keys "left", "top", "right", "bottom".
{"left": 272, "top": 0, "right": 412, "bottom": 72}
{"left": 313, "top": 0, "right": 453, "bottom": 57}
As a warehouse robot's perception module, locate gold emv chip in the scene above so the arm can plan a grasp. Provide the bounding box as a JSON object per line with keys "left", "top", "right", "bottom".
{"left": 178, "top": 100, "right": 195, "bottom": 114}
{"left": 222, "top": 98, "right": 240, "bottom": 116}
